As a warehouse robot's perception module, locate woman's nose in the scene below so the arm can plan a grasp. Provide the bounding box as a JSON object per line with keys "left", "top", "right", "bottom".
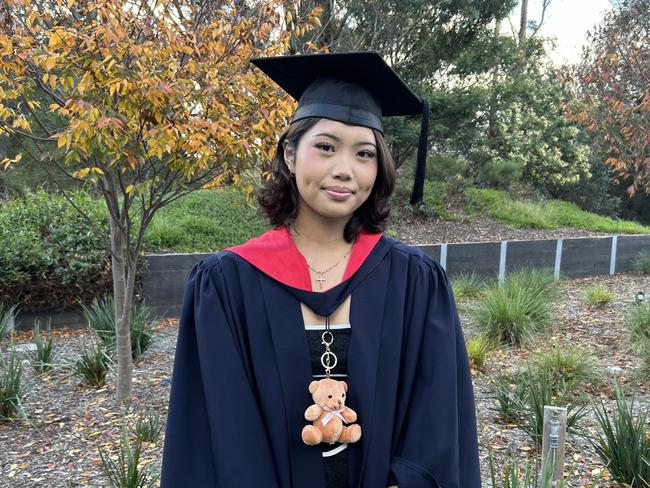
{"left": 331, "top": 153, "right": 353, "bottom": 179}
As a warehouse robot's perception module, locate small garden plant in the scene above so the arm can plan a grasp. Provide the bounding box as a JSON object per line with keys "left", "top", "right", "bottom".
{"left": 134, "top": 409, "right": 162, "bottom": 444}
{"left": 71, "top": 333, "right": 113, "bottom": 387}
{"left": 633, "top": 250, "right": 650, "bottom": 274}
{"left": 583, "top": 283, "right": 614, "bottom": 306}
{"left": 466, "top": 334, "right": 494, "bottom": 371}
{"left": 28, "top": 318, "right": 58, "bottom": 374}
{"left": 591, "top": 385, "right": 650, "bottom": 487}
{"left": 624, "top": 301, "right": 650, "bottom": 372}
{"left": 0, "top": 346, "right": 23, "bottom": 420}
{"left": 98, "top": 420, "right": 159, "bottom": 488}
{"left": 81, "top": 296, "right": 156, "bottom": 361}
{"left": 493, "top": 365, "right": 587, "bottom": 446}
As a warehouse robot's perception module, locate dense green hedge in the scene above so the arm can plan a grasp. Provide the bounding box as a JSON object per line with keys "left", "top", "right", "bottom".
{"left": 0, "top": 188, "right": 268, "bottom": 312}
{"left": 0, "top": 190, "right": 112, "bottom": 312}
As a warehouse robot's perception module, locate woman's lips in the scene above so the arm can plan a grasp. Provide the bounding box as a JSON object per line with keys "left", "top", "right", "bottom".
{"left": 323, "top": 187, "right": 354, "bottom": 200}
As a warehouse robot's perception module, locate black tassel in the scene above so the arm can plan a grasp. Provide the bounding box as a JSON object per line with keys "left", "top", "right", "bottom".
{"left": 409, "top": 98, "right": 429, "bottom": 205}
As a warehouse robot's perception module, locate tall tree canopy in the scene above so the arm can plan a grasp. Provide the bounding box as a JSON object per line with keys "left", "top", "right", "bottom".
{"left": 568, "top": 0, "right": 650, "bottom": 196}
{"left": 0, "top": 0, "right": 318, "bottom": 402}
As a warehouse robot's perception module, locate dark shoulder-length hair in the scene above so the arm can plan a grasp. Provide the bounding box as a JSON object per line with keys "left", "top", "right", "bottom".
{"left": 257, "top": 117, "right": 397, "bottom": 243}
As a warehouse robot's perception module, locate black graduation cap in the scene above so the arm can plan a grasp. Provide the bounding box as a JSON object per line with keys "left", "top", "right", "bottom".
{"left": 250, "top": 52, "right": 429, "bottom": 205}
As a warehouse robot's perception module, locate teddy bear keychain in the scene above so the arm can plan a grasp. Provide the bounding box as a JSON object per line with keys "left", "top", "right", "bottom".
{"left": 301, "top": 316, "right": 362, "bottom": 446}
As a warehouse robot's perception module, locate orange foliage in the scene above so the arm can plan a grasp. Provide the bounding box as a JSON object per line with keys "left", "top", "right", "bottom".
{"left": 0, "top": 0, "right": 322, "bottom": 189}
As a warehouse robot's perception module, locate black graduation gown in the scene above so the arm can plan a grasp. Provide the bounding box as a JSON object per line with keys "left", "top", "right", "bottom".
{"left": 161, "top": 235, "right": 481, "bottom": 488}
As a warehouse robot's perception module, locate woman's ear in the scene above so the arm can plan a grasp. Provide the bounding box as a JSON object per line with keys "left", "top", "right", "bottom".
{"left": 283, "top": 141, "right": 295, "bottom": 172}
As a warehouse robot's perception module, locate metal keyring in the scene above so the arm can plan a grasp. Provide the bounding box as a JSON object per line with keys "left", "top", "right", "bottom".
{"left": 321, "top": 330, "right": 334, "bottom": 347}
{"left": 321, "top": 351, "right": 338, "bottom": 371}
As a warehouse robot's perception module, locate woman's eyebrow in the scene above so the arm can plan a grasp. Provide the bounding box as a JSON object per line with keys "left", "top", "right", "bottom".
{"left": 312, "top": 132, "right": 377, "bottom": 148}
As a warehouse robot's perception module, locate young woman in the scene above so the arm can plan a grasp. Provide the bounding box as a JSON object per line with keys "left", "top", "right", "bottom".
{"left": 161, "top": 52, "right": 481, "bottom": 488}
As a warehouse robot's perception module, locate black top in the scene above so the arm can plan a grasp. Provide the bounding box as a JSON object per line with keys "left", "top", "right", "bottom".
{"left": 306, "top": 323, "right": 351, "bottom": 488}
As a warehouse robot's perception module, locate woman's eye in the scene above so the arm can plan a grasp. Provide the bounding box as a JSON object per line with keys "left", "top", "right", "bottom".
{"left": 316, "top": 143, "right": 334, "bottom": 152}
{"left": 358, "top": 150, "right": 376, "bottom": 159}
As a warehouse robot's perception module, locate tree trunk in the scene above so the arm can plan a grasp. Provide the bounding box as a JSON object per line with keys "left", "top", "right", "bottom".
{"left": 0, "top": 168, "right": 7, "bottom": 204}
{"left": 107, "top": 197, "right": 134, "bottom": 404}
{"left": 519, "top": 0, "right": 528, "bottom": 46}
{"left": 487, "top": 19, "right": 500, "bottom": 149}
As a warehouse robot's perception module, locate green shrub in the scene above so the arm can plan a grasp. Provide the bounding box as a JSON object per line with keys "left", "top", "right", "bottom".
{"left": 0, "top": 346, "right": 23, "bottom": 419}
{"left": 134, "top": 409, "right": 162, "bottom": 444}
{"left": 633, "top": 250, "right": 650, "bottom": 274}
{"left": 583, "top": 283, "right": 614, "bottom": 306}
{"left": 98, "top": 421, "right": 158, "bottom": 488}
{"left": 591, "top": 385, "right": 650, "bottom": 487}
{"left": 527, "top": 345, "right": 603, "bottom": 396}
{"left": 28, "top": 318, "right": 58, "bottom": 374}
{"left": 72, "top": 334, "right": 113, "bottom": 387}
{"left": 421, "top": 180, "right": 454, "bottom": 219}
{"left": 452, "top": 272, "right": 488, "bottom": 301}
{"left": 476, "top": 268, "right": 558, "bottom": 346}
{"left": 0, "top": 189, "right": 112, "bottom": 311}
{"left": 466, "top": 334, "right": 494, "bottom": 371}
{"left": 624, "top": 301, "right": 650, "bottom": 372}
{"left": 425, "top": 154, "right": 468, "bottom": 183}
{"left": 479, "top": 158, "right": 523, "bottom": 188}
{"left": 81, "top": 296, "right": 156, "bottom": 360}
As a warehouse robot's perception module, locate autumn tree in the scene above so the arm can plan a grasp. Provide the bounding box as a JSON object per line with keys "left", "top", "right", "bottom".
{"left": 567, "top": 0, "right": 650, "bottom": 196}
{"left": 0, "top": 0, "right": 319, "bottom": 403}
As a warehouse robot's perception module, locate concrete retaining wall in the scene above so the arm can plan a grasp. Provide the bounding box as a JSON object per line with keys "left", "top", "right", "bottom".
{"left": 13, "top": 234, "right": 650, "bottom": 330}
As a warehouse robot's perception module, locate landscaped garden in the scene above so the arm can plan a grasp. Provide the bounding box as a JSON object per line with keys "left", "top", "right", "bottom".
{"left": 1, "top": 248, "right": 649, "bottom": 487}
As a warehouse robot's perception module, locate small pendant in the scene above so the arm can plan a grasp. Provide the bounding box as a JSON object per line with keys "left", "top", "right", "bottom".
{"left": 316, "top": 273, "right": 325, "bottom": 289}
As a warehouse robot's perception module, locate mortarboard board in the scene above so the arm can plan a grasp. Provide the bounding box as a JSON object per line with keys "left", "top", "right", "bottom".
{"left": 250, "top": 51, "right": 429, "bottom": 205}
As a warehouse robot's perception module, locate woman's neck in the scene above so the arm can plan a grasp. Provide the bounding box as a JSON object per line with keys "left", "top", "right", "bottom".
{"left": 290, "top": 206, "right": 350, "bottom": 246}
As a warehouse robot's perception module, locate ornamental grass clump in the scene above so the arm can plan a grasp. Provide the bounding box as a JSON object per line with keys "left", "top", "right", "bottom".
{"left": 134, "top": 409, "right": 162, "bottom": 444}
{"left": 28, "top": 318, "right": 58, "bottom": 374}
{"left": 493, "top": 366, "right": 587, "bottom": 447}
{"left": 466, "top": 334, "right": 494, "bottom": 371}
{"left": 81, "top": 295, "right": 156, "bottom": 360}
{"left": 591, "top": 385, "right": 650, "bottom": 487}
{"left": 476, "top": 268, "right": 558, "bottom": 346}
{"left": 583, "top": 283, "right": 615, "bottom": 306}
{"left": 0, "top": 346, "right": 23, "bottom": 419}
{"left": 0, "top": 303, "right": 17, "bottom": 341}
{"left": 633, "top": 250, "right": 650, "bottom": 274}
{"left": 528, "top": 345, "right": 603, "bottom": 397}
{"left": 451, "top": 272, "right": 489, "bottom": 302}
{"left": 71, "top": 333, "right": 113, "bottom": 387}
{"left": 98, "top": 421, "right": 158, "bottom": 488}
{"left": 624, "top": 301, "right": 650, "bottom": 372}
{"left": 487, "top": 447, "right": 565, "bottom": 488}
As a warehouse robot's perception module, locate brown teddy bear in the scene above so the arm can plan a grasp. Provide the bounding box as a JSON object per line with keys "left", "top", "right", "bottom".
{"left": 301, "top": 378, "right": 362, "bottom": 445}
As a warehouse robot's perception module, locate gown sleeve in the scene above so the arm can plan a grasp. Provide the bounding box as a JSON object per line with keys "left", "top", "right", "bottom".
{"left": 161, "top": 257, "right": 280, "bottom": 488}
{"left": 388, "top": 257, "right": 481, "bottom": 488}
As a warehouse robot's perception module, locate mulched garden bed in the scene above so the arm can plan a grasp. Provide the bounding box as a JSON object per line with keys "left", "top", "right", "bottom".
{"left": 1, "top": 271, "right": 648, "bottom": 487}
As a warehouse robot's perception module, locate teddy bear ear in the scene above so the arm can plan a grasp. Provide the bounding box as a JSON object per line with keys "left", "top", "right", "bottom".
{"left": 341, "top": 381, "right": 348, "bottom": 392}
{"left": 309, "top": 380, "right": 320, "bottom": 394}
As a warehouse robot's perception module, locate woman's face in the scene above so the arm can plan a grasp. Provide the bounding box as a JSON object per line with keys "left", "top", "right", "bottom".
{"left": 285, "top": 119, "right": 379, "bottom": 223}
